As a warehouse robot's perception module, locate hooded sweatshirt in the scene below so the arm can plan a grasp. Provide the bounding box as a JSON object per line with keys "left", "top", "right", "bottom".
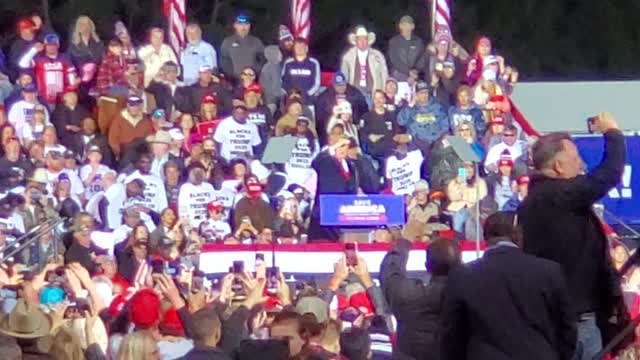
{"left": 397, "top": 100, "right": 449, "bottom": 144}
{"left": 448, "top": 104, "right": 486, "bottom": 141}
{"left": 259, "top": 45, "right": 283, "bottom": 106}
{"left": 282, "top": 55, "right": 321, "bottom": 97}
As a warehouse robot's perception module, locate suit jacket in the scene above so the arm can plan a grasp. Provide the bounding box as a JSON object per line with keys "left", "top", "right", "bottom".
{"left": 518, "top": 130, "right": 626, "bottom": 317}
{"left": 441, "top": 243, "right": 577, "bottom": 360}
{"left": 308, "top": 152, "right": 358, "bottom": 241}
{"left": 380, "top": 238, "right": 446, "bottom": 360}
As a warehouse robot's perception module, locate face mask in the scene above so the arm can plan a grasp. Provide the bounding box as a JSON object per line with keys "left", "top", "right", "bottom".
{"left": 34, "top": 124, "right": 44, "bottom": 133}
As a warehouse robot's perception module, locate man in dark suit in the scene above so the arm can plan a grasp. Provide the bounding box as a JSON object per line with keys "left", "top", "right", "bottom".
{"left": 380, "top": 236, "right": 460, "bottom": 360}
{"left": 518, "top": 112, "right": 627, "bottom": 360}
{"left": 307, "top": 137, "right": 358, "bottom": 242}
{"left": 441, "top": 211, "right": 577, "bottom": 360}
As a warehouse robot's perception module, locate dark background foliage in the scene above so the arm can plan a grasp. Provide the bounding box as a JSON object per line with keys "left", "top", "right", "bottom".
{"left": 1, "top": 0, "right": 638, "bottom": 80}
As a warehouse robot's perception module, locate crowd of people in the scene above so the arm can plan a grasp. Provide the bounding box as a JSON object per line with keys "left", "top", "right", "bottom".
{"left": 0, "top": 9, "right": 632, "bottom": 360}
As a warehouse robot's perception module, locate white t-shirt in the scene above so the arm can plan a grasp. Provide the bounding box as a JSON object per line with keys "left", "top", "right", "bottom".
{"left": 80, "top": 164, "right": 112, "bottom": 200}
{"left": 385, "top": 150, "right": 425, "bottom": 196}
{"left": 125, "top": 171, "right": 168, "bottom": 213}
{"left": 7, "top": 100, "right": 50, "bottom": 144}
{"left": 484, "top": 141, "right": 524, "bottom": 170}
{"left": 213, "top": 117, "right": 262, "bottom": 161}
{"left": 285, "top": 137, "right": 319, "bottom": 186}
{"left": 178, "top": 182, "right": 215, "bottom": 229}
{"left": 46, "top": 169, "right": 85, "bottom": 198}
{"left": 199, "top": 219, "right": 232, "bottom": 242}
{"left": 211, "top": 187, "right": 236, "bottom": 222}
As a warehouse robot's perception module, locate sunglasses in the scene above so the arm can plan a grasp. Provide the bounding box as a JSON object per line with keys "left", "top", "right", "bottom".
{"left": 241, "top": 72, "right": 255, "bottom": 77}
{"left": 503, "top": 133, "right": 516, "bottom": 137}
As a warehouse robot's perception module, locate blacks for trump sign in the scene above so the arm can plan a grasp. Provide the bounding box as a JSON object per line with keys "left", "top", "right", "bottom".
{"left": 319, "top": 195, "right": 405, "bottom": 226}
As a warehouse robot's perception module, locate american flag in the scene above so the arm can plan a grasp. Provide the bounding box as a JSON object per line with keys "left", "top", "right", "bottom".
{"left": 163, "top": 0, "right": 187, "bottom": 55}
{"left": 431, "top": 0, "right": 451, "bottom": 35}
{"left": 291, "top": 0, "right": 311, "bottom": 40}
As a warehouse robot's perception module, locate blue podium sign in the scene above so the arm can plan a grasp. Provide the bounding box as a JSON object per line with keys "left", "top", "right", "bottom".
{"left": 319, "top": 195, "right": 406, "bottom": 226}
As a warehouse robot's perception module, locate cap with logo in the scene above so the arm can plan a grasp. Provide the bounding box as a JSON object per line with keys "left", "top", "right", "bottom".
{"left": 127, "top": 96, "right": 143, "bottom": 106}
{"left": 415, "top": 80, "right": 431, "bottom": 93}
{"left": 234, "top": 14, "right": 250, "bottom": 24}
{"left": 332, "top": 72, "right": 347, "bottom": 86}
{"left": 22, "top": 83, "right": 37, "bottom": 93}
{"left": 43, "top": 33, "right": 60, "bottom": 45}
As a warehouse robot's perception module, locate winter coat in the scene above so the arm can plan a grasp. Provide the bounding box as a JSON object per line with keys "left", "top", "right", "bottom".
{"left": 107, "top": 109, "right": 154, "bottom": 156}
{"left": 387, "top": 34, "right": 426, "bottom": 81}
{"left": 340, "top": 47, "right": 388, "bottom": 94}
{"left": 220, "top": 34, "right": 265, "bottom": 79}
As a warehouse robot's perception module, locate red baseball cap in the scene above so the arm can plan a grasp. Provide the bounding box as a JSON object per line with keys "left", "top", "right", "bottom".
{"left": 129, "top": 289, "right": 161, "bottom": 329}
{"left": 207, "top": 200, "right": 223, "bottom": 212}
{"left": 517, "top": 175, "right": 530, "bottom": 186}
{"left": 498, "top": 158, "right": 514, "bottom": 167}
{"left": 243, "top": 82, "right": 262, "bottom": 95}
{"left": 16, "top": 18, "right": 35, "bottom": 32}
{"left": 201, "top": 94, "right": 217, "bottom": 105}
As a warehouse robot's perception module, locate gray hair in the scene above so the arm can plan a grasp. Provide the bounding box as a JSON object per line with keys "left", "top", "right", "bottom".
{"left": 71, "top": 15, "right": 100, "bottom": 45}
{"left": 531, "top": 132, "right": 572, "bottom": 170}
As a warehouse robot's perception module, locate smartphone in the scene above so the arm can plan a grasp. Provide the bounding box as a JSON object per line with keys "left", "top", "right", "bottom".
{"left": 164, "top": 261, "right": 180, "bottom": 277}
{"left": 457, "top": 167, "right": 467, "bottom": 182}
{"left": 233, "top": 261, "right": 244, "bottom": 274}
{"left": 191, "top": 276, "right": 204, "bottom": 293}
{"left": 255, "top": 254, "right": 265, "bottom": 268}
{"left": 267, "top": 267, "right": 279, "bottom": 295}
{"left": 587, "top": 116, "right": 597, "bottom": 134}
{"left": 232, "top": 261, "right": 245, "bottom": 295}
{"left": 151, "top": 259, "right": 164, "bottom": 274}
{"left": 345, "top": 242, "right": 358, "bottom": 266}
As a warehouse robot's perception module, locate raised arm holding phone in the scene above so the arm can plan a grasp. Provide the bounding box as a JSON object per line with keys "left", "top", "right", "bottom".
{"left": 518, "top": 112, "right": 629, "bottom": 359}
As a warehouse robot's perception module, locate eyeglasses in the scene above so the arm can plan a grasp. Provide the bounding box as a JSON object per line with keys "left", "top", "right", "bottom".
{"left": 241, "top": 72, "right": 255, "bottom": 77}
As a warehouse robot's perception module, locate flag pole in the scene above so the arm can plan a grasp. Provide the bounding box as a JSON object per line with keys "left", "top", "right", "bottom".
{"left": 430, "top": 0, "right": 436, "bottom": 39}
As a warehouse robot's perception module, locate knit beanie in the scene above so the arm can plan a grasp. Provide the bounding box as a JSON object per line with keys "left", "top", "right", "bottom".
{"left": 114, "top": 21, "right": 128, "bottom": 37}
{"left": 278, "top": 25, "right": 293, "bottom": 42}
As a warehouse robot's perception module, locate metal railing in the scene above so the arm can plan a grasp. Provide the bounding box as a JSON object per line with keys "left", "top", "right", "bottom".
{"left": 0, "top": 217, "right": 66, "bottom": 268}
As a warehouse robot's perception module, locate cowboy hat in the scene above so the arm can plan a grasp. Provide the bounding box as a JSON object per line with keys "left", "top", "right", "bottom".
{"left": 0, "top": 299, "right": 52, "bottom": 339}
{"left": 27, "top": 168, "right": 48, "bottom": 185}
{"left": 146, "top": 131, "right": 172, "bottom": 145}
{"left": 348, "top": 26, "right": 376, "bottom": 46}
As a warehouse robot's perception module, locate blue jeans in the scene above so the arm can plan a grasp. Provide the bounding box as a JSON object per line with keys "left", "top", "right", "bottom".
{"left": 574, "top": 315, "right": 602, "bottom": 360}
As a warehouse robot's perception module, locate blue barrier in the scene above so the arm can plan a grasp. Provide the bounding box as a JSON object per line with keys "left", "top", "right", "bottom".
{"left": 575, "top": 134, "right": 640, "bottom": 224}
{"left": 319, "top": 195, "right": 406, "bottom": 226}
